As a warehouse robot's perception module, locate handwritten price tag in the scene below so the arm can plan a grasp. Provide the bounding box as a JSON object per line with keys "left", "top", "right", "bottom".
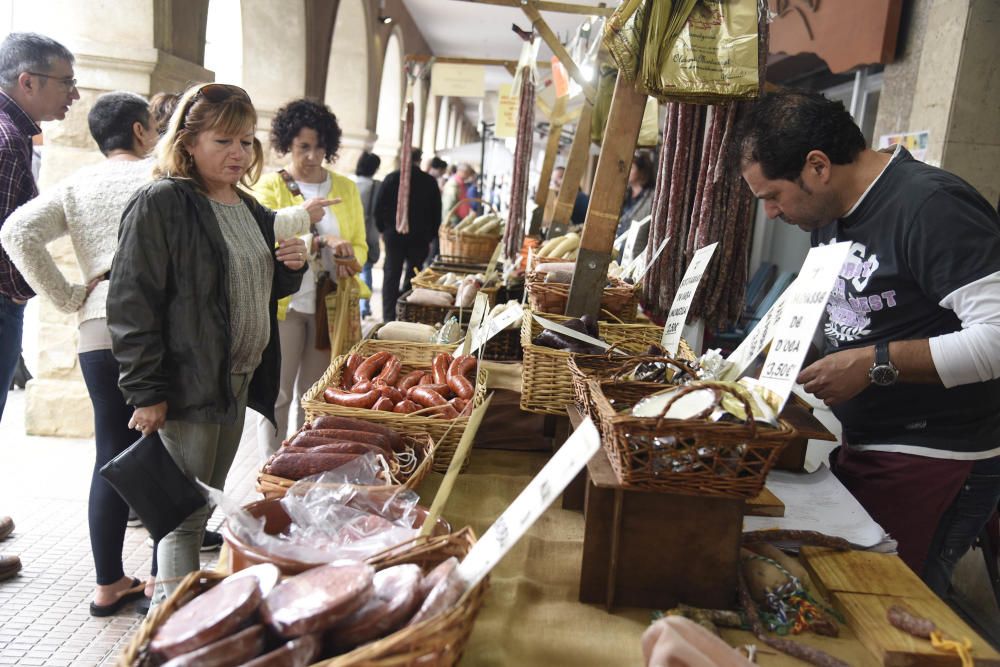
{"left": 457, "top": 417, "right": 602, "bottom": 589}
{"left": 468, "top": 303, "right": 524, "bottom": 352}
{"left": 721, "top": 289, "right": 791, "bottom": 381}
{"left": 459, "top": 293, "right": 491, "bottom": 356}
{"left": 758, "top": 242, "right": 852, "bottom": 411}
{"left": 661, "top": 242, "right": 718, "bottom": 354}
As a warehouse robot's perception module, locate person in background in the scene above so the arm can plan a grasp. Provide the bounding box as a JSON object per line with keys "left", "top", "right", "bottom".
{"left": 107, "top": 83, "right": 309, "bottom": 603}
{"left": 733, "top": 90, "right": 1000, "bottom": 596}
{"left": 375, "top": 147, "right": 441, "bottom": 322}
{"left": 616, "top": 151, "right": 655, "bottom": 239}
{"left": 465, "top": 167, "right": 482, "bottom": 214}
{"left": 252, "top": 99, "right": 366, "bottom": 460}
{"left": 354, "top": 151, "right": 381, "bottom": 319}
{"left": 441, "top": 162, "right": 474, "bottom": 226}
{"left": 428, "top": 156, "right": 448, "bottom": 189}
{"left": 551, "top": 165, "right": 590, "bottom": 226}
{"left": 2, "top": 92, "right": 159, "bottom": 615}
{"left": 148, "top": 91, "right": 179, "bottom": 135}
{"left": 0, "top": 31, "right": 79, "bottom": 584}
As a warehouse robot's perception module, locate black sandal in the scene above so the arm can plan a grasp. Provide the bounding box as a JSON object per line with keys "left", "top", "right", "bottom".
{"left": 89, "top": 577, "right": 144, "bottom": 617}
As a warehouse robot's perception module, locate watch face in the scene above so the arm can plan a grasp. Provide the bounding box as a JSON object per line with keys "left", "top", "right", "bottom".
{"left": 870, "top": 365, "right": 899, "bottom": 386}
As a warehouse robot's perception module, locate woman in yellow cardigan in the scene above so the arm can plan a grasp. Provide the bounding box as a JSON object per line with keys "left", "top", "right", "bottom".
{"left": 253, "top": 99, "right": 369, "bottom": 459}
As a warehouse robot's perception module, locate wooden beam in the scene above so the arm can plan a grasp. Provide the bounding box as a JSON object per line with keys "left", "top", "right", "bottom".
{"left": 457, "top": 0, "right": 613, "bottom": 16}
{"left": 535, "top": 96, "right": 568, "bottom": 207}
{"left": 521, "top": 2, "right": 598, "bottom": 104}
{"left": 405, "top": 54, "right": 551, "bottom": 69}
{"left": 566, "top": 72, "right": 646, "bottom": 318}
{"left": 545, "top": 100, "right": 592, "bottom": 235}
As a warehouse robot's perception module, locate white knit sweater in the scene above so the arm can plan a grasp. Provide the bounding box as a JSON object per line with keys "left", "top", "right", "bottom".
{"left": 0, "top": 159, "right": 310, "bottom": 326}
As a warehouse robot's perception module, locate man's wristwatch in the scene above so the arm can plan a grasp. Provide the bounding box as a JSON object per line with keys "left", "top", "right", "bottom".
{"left": 868, "top": 341, "right": 899, "bottom": 387}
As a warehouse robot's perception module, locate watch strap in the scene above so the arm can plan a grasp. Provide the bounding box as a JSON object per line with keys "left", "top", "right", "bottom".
{"left": 875, "top": 341, "right": 890, "bottom": 366}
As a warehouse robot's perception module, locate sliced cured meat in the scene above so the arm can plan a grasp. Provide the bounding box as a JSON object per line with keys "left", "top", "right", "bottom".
{"left": 150, "top": 576, "right": 261, "bottom": 659}
{"left": 262, "top": 562, "right": 375, "bottom": 638}
{"left": 161, "top": 624, "right": 266, "bottom": 667}
{"left": 408, "top": 561, "right": 465, "bottom": 627}
{"left": 329, "top": 564, "right": 423, "bottom": 649}
{"left": 242, "top": 634, "right": 321, "bottom": 667}
{"left": 416, "top": 557, "right": 457, "bottom": 601}
{"left": 223, "top": 563, "right": 281, "bottom": 596}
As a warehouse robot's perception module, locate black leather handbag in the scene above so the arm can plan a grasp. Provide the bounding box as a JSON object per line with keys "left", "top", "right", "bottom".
{"left": 99, "top": 431, "right": 206, "bottom": 541}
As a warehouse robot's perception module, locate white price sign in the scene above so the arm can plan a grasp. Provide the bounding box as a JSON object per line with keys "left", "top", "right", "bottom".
{"left": 466, "top": 303, "right": 524, "bottom": 353}
{"left": 457, "top": 418, "right": 602, "bottom": 589}
{"left": 459, "top": 293, "right": 491, "bottom": 356}
{"left": 721, "top": 289, "right": 791, "bottom": 381}
{"left": 758, "top": 242, "right": 853, "bottom": 411}
{"left": 661, "top": 242, "right": 718, "bottom": 354}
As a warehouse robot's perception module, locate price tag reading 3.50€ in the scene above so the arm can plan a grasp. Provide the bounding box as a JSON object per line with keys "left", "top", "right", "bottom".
{"left": 758, "top": 242, "right": 852, "bottom": 411}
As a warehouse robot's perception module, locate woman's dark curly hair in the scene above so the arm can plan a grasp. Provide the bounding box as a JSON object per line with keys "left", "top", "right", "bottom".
{"left": 270, "top": 98, "right": 342, "bottom": 162}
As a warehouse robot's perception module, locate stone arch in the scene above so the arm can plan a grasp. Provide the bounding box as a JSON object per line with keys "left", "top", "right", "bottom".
{"left": 326, "top": 0, "right": 371, "bottom": 172}
{"left": 373, "top": 31, "right": 403, "bottom": 173}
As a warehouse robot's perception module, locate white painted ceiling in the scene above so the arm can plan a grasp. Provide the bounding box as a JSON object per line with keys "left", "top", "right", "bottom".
{"left": 400, "top": 0, "right": 613, "bottom": 129}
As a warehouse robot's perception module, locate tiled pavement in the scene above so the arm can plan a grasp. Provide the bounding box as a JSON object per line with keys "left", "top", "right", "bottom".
{"left": 0, "top": 386, "right": 267, "bottom": 666}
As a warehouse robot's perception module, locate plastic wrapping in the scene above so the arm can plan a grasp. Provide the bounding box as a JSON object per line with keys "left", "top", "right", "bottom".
{"left": 221, "top": 454, "right": 424, "bottom": 565}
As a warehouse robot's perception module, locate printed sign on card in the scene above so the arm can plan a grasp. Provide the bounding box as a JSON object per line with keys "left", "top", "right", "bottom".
{"left": 661, "top": 242, "right": 718, "bottom": 354}
{"left": 758, "top": 242, "right": 853, "bottom": 411}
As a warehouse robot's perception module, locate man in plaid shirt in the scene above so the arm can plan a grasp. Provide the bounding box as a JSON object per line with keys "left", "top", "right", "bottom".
{"left": 0, "top": 32, "right": 77, "bottom": 582}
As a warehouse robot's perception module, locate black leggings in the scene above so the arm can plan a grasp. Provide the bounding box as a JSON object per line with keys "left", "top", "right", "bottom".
{"left": 79, "top": 348, "right": 156, "bottom": 585}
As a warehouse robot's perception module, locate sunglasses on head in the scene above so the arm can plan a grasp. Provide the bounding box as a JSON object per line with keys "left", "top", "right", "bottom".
{"left": 179, "top": 83, "right": 252, "bottom": 129}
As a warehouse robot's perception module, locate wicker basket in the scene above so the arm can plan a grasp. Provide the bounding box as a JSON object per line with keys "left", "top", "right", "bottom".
{"left": 429, "top": 255, "right": 489, "bottom": 274}
{"left": 519, "top": 309, "right": 664, "bottom": 415}
{"left": 395, "top": 289, "right": 455, "bottom": 326}
{"left": 301, "top": 340, "right": 488, "bottom": 472}
{"left": 526, "top": 249, "right": 577, "bottom": 273}
{"left": 439, "top": 227, "right": 500, "bottom": 264}
{"left": 411, "top": 268, "right": 500, "bottom": 307}
{"left": 567, "top": 342, "right": 697, "bottom": 419}
{"left": 256, "top": 432, "right": 437, "bottom": 500}
{"left": 588, "top": 380, "right": 797, "bottom": 498}
{"left": 525, "top": 272, "right": 638, "bottom": 322}
{"left": 118, "top": 528, "right": 487, "bottom": 667}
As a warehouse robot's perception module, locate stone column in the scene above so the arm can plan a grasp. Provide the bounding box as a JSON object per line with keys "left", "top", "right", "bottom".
{"left": 15, "top": 4, "right": 211, "bottom": 436}
{"left": 874, "top": 0, "right": 999, "bottom": 204}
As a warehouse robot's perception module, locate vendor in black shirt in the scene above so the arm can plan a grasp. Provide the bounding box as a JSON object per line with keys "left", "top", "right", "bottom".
{"left": 733, "top": 90, "right": 1000, "bottom": 596}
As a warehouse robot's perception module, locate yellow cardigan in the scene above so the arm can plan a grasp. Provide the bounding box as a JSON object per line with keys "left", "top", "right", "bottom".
{"left": 253, "top": 168, "right": 371, "bottom": 318}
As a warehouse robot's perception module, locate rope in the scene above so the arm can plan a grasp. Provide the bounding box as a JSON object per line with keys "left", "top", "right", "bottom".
{"left": 742, "top": 553, "right": 843, "bottom": 636}
{"left": 930, "top": 631, "right": 974, "bottom": 667}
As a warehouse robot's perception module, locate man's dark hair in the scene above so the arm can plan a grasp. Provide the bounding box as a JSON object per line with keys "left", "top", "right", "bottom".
{"left": 148, "top": 91, "right": 179, "bottom": 135}
{"left": 355, "top": 151, "right": 381, "bottom": 177}
{"left": 88, "top": 92, "right": 150, "bottom": 156}
{"left": 410, "top": 147, "right": 422, "bottom": 164}
{"left": 631, "top": 151, "right": 655, "bottom": 187}
{"left": 0, "top": 32, "right": 74, "bottom": 90}
{"left": 270, "top": 98, "right": 342, "bottom": 161}
{"left": 430, "top": 156, "right": 447, "bottom": 171}
{"left": 731, "top": 90, "right": 867, "bottom": 181}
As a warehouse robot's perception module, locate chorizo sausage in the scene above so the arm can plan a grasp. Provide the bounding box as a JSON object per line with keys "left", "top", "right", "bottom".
{"left": 281, "top": 442, "right": 387, "bottom": 459}
{"left": 307, "top": 416, "right": 402, "bottom": 451}
{"left": 341, "top": 354, "right": 364, "bottom": 390}
{"left": 408, "top": 386, "right": 448, "bottom": 408}
{"left": 375, "top": 385, "right": 404, "bottom": 404}
{"left": 431, "top": 405, "right": 460, "bottom": 420}
{"left": 372, "top": 396, "right": 395, "bottom": 412}
{"left": 407, "top": 384, "right": 452, "bottom": 401}
{"left": 375, "top": 356, "right": 401, "bottom": 386}
{"left": 446, "top": 355, "right": 476, "bottom": 399}
{"left": 354, "top": 352, "right": 391, "bottom": 382}
{"left": 323, "top": 388, "right": 379, "bottom": 409}
{"left": 291, "top": 429, "right": 391, "bottom": 452}
{"left": 392, "top": 399, "right": 420, "bottom": 414}
{"left": 396, "top": 370, "right": 424, "bottom": 392}
{"left": 449, "top": 397, "right": 470, "bottom": 416}
{"left": 431, "top": 352, "right": 452, "bottom": 385}
{"left": 351, "top": 380, "right": 373, "bottom": 394}
{"left": 448, "top": 354, "right": 476, "bottom": 379}
{"left": 264, "top": 451, "right": 360, "bottom": 479}
{"left": 418, "top": 373, "right": 435, "bottom": 385}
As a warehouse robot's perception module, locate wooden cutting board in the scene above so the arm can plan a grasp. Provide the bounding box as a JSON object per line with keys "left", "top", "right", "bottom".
{"left": 801, "top": 547, "right": 1000, "bottom": 666}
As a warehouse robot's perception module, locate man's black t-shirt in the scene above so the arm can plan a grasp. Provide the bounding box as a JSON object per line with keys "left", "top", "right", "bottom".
{"left": 812, "top": 148, "right": 1000, "bottom": 454}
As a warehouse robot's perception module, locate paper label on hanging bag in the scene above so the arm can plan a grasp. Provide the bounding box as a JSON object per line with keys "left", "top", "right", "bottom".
{"left": 457, "top": 417, "right": 602, "bottom": 589}
{"left": 661, "top": 242, "right": 718, "bottom": 354}
{"left": 758, "top": 242, "right": 853, "bottom": 412}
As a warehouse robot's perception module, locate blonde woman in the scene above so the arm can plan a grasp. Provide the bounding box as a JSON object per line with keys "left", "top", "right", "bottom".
{"left": 107, "top": 84, "right": 310, "bottom": 602}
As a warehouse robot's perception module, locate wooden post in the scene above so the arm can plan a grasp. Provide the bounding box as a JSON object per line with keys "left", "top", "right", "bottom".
{"left": 521, "top": 2, "right": 598, "bottom": 103}
{"left": 534, "top": 96, "right": 567, "bottom": 208}
{"left": 565, "top": 72, "right": 646, "bottom": 318}
{"left": 545, "top": 101, "right": 593, "bottom": 237}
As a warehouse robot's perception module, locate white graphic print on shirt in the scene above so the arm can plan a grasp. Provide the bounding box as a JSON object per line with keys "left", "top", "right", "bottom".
{"left": 823, "top": 240, "right": 898, "bottom": 346}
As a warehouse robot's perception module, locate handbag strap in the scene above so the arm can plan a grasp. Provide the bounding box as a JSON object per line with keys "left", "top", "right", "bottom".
{"left": 278, "top": 169, "right": 303, "bottom": 199}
